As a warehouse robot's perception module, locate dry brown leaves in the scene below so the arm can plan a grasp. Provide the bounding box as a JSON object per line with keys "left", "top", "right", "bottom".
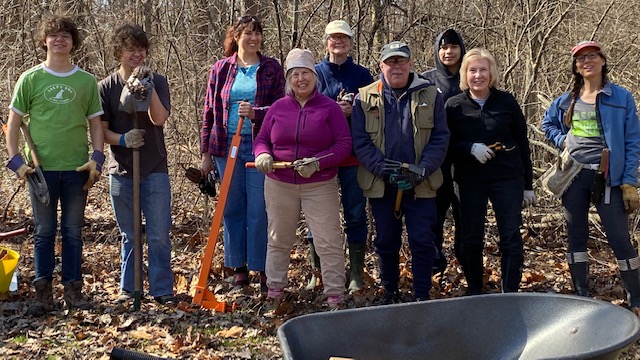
{"left": 0, "top": 185, "right": 639, "bottom": 359}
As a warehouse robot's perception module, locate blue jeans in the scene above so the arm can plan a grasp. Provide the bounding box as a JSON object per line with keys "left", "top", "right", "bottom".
{"left": 110, "top": 173, "right": 174, "bottom": 297}
{"left": 369, "top": 186, "right": 437, "bottom": 298}
{"left": 307, "top": 166, "right": 368, "bottom": 244}
{"left": 214, "top": 134, "right": 267, "bottom": 271}
{"left": 562, "top": 169, "right": 635, "bottom": 259}
{"left": 30, "top": 171, "right": 88, "bottom": 284}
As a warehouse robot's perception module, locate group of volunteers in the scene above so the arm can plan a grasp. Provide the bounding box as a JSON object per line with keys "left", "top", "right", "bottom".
{"left": 5, "top": 13, "right": 640, "bottom": 315}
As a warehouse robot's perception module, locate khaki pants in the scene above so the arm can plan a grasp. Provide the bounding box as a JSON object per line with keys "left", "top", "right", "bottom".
{"left": 264, "top": 176, "right": 345, "bottom": 295}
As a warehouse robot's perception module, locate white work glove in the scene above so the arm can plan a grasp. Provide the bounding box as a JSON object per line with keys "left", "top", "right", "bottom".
{"left": 255, "top": 153, "right": 274, "bottom": 173}
{"left": 293, "top": 158, "right": 320, "bottom": 178}
{"left": 119, "top": 129, "right": 146, "bottom": 148}
{"left": 522, "top": 190, "right": 537, "bottom": 208}
{"left": 471, "top": 143, "right": 495, "bottom": 164}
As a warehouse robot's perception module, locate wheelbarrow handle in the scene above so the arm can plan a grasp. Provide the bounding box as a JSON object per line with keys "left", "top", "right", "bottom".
{"left": 0, "top": 228, "right": 27, "bottom": 240}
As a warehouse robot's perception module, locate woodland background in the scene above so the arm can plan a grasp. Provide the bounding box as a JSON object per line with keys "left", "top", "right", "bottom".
{"left": 1, "top": 0, "right": 640, "bottom": 359}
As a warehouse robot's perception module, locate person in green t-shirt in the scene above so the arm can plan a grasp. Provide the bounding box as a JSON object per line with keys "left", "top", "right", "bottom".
{"left": 4, "top": 14, "right": 105, "bottom": 316}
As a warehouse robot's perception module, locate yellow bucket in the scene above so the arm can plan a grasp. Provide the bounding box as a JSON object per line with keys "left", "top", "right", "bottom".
{"left": 0, "top": 247, "right": 19, "bottom": 293}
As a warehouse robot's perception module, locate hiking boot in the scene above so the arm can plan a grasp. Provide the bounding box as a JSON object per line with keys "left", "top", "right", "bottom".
{"left": 154, "top": 294, "right": 177, "bottom": 306}
{"left": 63, "top": 280, "right": 93, "bottom": 310}
{"left": 265, "top": 287, "right": 285, "bottom": 310}
{"left": 116, "top": 291, "right": 134, "bottom": 304}
{"left": 378, "top": 290, "right": 399, "bottom": 305}
{"left": 234, "top": 266, "right": 250, "bottom": 287}
{"left": 326, "top": 294, "right": 344, "bottom": 309}
{"left": 259, "top": 272, "right": 268, "bottom": 293}
{"left": 26, "top": 279, "right": 54, "bottom": 316}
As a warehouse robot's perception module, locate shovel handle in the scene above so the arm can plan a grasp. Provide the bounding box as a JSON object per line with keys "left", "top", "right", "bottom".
{"left": 245, "top": 161, "right": 291, "bottom": 169}
{"left": 394, "top": 189, "right": 403, "bottom": 218}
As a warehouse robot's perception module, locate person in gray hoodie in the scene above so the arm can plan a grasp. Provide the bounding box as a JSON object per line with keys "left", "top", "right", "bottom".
{"left": 421, "top": 29, "right": 466, "bottom": 274}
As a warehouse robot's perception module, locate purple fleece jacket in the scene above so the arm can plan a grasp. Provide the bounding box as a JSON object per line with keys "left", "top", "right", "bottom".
{"left": 253, "top": 89, "right": 352, "bottom": 184}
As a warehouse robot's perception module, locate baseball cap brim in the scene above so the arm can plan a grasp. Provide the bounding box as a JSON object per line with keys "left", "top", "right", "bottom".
{"left": 381, "top": 51, "right": 410, "bottom": 62}
{"left": 571, "top": 41, "right": 601, "bottom": 56}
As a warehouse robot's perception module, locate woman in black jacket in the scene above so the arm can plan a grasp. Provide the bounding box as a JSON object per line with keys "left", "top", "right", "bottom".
{"left": 445, "top": 48, "right": 535, "bottom": 295}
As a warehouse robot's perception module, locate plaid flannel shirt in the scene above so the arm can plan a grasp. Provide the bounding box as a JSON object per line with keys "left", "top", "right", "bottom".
{"left": 201, "top": 52, "right": 285, "bottom": 157}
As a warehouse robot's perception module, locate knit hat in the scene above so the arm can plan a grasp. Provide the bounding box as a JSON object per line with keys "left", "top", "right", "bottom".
{"left": 571, "top": 40, "right": 602, "bottom": 57}
{"left": 285, "top": 48, "right": 317, "bottom": 75}
{"left": 325, "top": 20, "right": 353, "bottom": 37}
{"left": 380, "top": 41, "right": 410, "bottom": 62}
{"left": 440, "top": 29, "right": 461, "bottom": 47}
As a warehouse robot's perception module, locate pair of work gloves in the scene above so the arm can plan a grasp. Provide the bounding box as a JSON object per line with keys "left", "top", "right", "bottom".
{"left": 254, "top": 153, "right": 320, "bottom": 178}
{"left": 383, "top": 158, "right": 425, "bottom": 191}
{"left": 470, "top": 144, "right": 537, "bottom": 208}
{"left": 118, "top": 66, "right": 154, "bottom": 149}
{"left": 7, "top": 151, "right": 105, "bottom": 191}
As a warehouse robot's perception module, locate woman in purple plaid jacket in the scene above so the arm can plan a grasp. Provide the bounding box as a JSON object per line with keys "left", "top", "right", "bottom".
{"left": 200, "top": 15, "right": 285, "bottom": 291}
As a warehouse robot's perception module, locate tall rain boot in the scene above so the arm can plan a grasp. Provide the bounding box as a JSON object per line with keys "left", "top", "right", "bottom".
{"left": 347, "top": 242, "right": 366, "bottom": 293}
{"left": 567, "top": 252, "right": 590, "bottom": 296}
{"left": 460, "top": 252, "right": 483, "bottom": 295}
{"left": 618, "top": 260, "right": 640, "bottom": 315}
{"left": 501, "top": 256, "right": 523, "bottom": 293}
{"left": 26, "top": 279, "right": 54, "bottom": 316}
{"left": 305, "top": 239, "right": 322, "bottom": 290}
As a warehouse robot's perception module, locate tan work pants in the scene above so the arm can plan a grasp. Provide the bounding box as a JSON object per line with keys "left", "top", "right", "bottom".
{"left": 264, "top": 176, "right": 345, "bottom": 296}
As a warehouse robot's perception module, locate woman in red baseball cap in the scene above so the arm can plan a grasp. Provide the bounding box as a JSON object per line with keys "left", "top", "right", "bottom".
{"left": 542, "top": 40, "right": 640, "bottom": 315}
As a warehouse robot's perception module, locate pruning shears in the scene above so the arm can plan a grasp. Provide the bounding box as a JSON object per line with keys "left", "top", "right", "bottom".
{"left": 292, "top": 153, "right": 334, "bottom": 167}
{"left": 488, "top": 142, "right": 516, "bottom": 152}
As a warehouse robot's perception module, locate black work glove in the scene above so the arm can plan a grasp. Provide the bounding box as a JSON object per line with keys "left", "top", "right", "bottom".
{"left": 388, "top": 171, "right": 425, "bottom": 190}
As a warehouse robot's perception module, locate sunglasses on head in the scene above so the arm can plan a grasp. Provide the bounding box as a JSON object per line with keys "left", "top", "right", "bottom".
{"left": 238, "top": 15, "right": 259, "bottom": 24}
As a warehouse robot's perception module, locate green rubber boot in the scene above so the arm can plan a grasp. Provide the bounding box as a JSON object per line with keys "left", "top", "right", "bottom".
{"left": 347, "top": 242, "right": 366, "bottom": 293}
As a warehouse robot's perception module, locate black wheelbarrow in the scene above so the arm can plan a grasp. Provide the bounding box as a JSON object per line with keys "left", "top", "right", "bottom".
{"left": 277, "top": 293, "right": 640, "bottom": 360}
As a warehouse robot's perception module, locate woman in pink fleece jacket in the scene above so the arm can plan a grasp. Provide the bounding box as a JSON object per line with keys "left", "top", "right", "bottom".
{"left": 253, "top": 48, "right": 352, "bottom": 308}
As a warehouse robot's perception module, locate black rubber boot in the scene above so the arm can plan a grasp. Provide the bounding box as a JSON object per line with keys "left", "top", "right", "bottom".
{"left": 305, "top": 239, "right": 322, "bottom": 290}
{"left": 347, "top": 242, "right": 366, "bottom": 293}
{"left": 568, "top": 262, "right": 590, "bottom": 297}
{"left": 501, "top": 256, "right": 523, "bottom": 293}
{"left": 460, "top": 252, "right": 483, "bottom": 295}
{"left": 619, "top": 269, "right": 640, "bottom": 311}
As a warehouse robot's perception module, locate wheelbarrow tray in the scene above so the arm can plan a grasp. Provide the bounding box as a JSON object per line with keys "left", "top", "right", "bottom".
{"left": 277, "top": 293, "right": 640, "bottom": 360}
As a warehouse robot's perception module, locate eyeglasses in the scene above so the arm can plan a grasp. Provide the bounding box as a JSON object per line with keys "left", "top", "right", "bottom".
{"left": 238, "top": 15, "right": 259, "bottom": 24}
{"left": 123, "top": 47, "right": 147, "bottom": 55}
{"left": 47, "top": 33, "right": 72, "bottom": 41}
{"left": 575, "top": 52, "right": 600, "bottom": 63}
{"left": 328, "top": 34, "right": 350, "bottom": 43}
{"left": 383, "top": 57, "right": 410, "bottom": 66}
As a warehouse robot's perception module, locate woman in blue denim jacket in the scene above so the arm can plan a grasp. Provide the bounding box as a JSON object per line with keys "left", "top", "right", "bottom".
{"left": 542, "top": 40, "right": 640, "bottom": 315}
